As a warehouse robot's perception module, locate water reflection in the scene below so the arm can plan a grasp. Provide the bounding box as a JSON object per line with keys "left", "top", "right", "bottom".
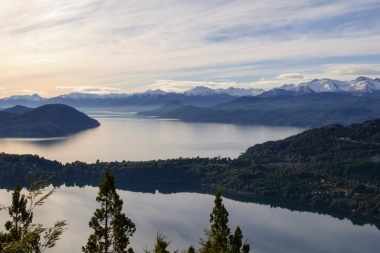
{"left": 0, "top": 184, "right": 379, "bottom": 253}
{"left": 0, "top": 112, "right": 305, "bottom": 163}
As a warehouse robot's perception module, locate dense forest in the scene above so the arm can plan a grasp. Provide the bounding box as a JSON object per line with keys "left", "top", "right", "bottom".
{"left": 0, "top": 118, "right": 379, "bottom": 225}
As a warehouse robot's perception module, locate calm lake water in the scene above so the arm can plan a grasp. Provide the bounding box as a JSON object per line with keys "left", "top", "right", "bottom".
{"left": 0, "top": 110, "right": 304, "bottom": 163}
{"left": 0, "top": 110, "right": 379, "bottom": 252}
{"left": 0, "top": 185, "right": 379, "bottom": 253}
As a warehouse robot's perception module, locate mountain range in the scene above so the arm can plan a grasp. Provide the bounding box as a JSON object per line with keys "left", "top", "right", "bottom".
{"left": 1, "top": 76, "right": 380, "bottom": 128}
{"left": 1, "top": 77, "right": 379, "bottom": 109}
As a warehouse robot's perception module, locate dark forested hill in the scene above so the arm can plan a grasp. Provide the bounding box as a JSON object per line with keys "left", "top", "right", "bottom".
{"left": 0, "top": 104, "right": 100, "bottom": 137}
{"left": 2, "top": 105, "right": 32, "bottom": 114}
{"left": 140, "top": 93, "right": 380, "bottom": 127}
{"left": 239, "top": 119, "right": 380, "bottom": 164}
{"left": 0, "top": 118, "right": 379, "bottom": 222}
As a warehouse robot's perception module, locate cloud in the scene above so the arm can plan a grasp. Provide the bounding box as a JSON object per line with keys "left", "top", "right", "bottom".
{"left": 57, "top": 86, "right": 121, "bottom": 94}
{"left": 0, "top": 1, "right": 379, "bottom": 95}
{"left": 326, "top": 64, "right": 380, "bottom": 77}
{"left": 277, "top": 73, "right": 304, "bottom": 79}
{"left": 0, "top": 89, "right": 46, "bottom": 97}
{"left": 145, "top": 80, "right": 262, "bottom": 92}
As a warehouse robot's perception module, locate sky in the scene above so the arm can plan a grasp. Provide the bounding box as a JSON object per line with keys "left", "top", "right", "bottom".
{"left": 0, "top": 0, "right": 380, "bottom": 98}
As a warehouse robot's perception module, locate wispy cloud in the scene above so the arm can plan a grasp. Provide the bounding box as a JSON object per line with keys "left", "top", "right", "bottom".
{"left": 277, "top": 73, "right": 304, "bottom": 80}
{"left": 0, "top": 0, "right": 379, "bottom": 96}
{"left": 146, "top": 80, "right": 248, "bottom": 92}
{"left": 57, "top": 86, "right": 121, "bottom": 94}
{"left": 326, "top": 64, "right": 380, "bottom": 76}
{"left": 0, "top": 89, "right": 46, "bottom": 97}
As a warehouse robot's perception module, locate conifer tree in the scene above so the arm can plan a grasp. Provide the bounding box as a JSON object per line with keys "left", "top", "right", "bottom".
{"left": 187, "top": 245, "right": 196, "bottom": 253}
{"left": 0, "top": 174, "right": 67, "bottom": 253}
{"left": 4, "top": 185, "right": 33, "bottom": 241}
{"left": 82, "top": 168, "right": 136, "bottom": 253}
{"left": 200, "top": 186, "right": 250, "bottom": 253}
{"left": 153, "top": 231, "right": 171, "bottom": 253}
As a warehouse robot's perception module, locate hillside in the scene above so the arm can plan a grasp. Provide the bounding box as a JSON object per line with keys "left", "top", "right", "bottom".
{"left": 0, "top": 104, "right": 100, "bottom": 137}
{"left": 2, "top": 105, "right": 32, "bottom": 114}
{"left": 0, "top": 118, "right": 379, "bottom": 222}
{"left": 142, "top": 93, "right": 380, "bottom": 127}
{"left": 240, "top": 119, "right": 380, "bottom": 162}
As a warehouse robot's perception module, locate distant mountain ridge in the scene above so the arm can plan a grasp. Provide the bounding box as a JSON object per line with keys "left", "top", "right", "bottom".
{"left": 260, "top": 77, "right": 380, "bottom": 97}
{"left": 1, "top": 76, "right": 380, "bottom": 128}
{"left": 1, "top": 77, "right": 379, "bottom": 109}
{"left": 140, "top": 92, "right": 380, "bottom": 127}
{"left": 0, "top": 104, "right": 100, "bottom": 137}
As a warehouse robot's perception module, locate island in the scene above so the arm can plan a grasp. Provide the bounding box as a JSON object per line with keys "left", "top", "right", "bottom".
{"left": 0, "top": 104, "right": 100, "bottom": 137}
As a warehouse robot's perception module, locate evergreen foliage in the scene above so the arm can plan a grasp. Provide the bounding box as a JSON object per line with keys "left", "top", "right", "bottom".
{"left": 143, "top": 188, "right": 250, "bottom": 253}
{"left": 82, "top": 168, "right": 136, "bottom": 253}
{"left": 4, "top": 185, "right": 33, "bottom": 242}
{"left": 145, "top": 231, "right": 175, "bottom": 253}
{"left": 187, "top": 246, "right": 196, "bottom": 253}
{"left": 200, "top": 186, "right": 249, "bottom": 253}
{"left": 0, "top": 174, "right": 67, "bottom": 252}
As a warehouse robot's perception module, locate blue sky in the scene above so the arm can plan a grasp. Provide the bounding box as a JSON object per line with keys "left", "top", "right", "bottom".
{"left": 0, "top": 0, "right": 379, "bottom": 97}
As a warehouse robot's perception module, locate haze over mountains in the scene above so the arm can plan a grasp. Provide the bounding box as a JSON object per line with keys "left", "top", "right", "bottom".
{"left": 1, "top": 77, "right": 380, "bottom": 128}
{"left": 1, "top": 77, "right": 379, "bottom": 109}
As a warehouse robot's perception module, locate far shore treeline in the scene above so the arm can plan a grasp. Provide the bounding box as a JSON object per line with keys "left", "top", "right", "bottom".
{"left": 0, "top": 118, "right": 379, "bottom": 227}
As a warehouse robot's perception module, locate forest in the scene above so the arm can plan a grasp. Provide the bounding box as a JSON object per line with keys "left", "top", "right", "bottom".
{"left": 0, "top": 118, "right": 379, "bottom": 224}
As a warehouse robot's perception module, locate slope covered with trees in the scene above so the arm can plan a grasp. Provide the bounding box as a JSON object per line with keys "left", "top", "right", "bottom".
{"left": 0, "top": 104, "right": 100, "bottom": 137}
{"left": 0, "top": 118, "right": 379, "bottom": 223}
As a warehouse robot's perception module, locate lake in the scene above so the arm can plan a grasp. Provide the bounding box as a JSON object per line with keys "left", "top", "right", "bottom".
{"left": 0, "top": 110, "right": 379, "bottom": 252}
{"left": 0, "top": 110, "right": 304, "bottom": 163}
{"left": 0, "top": 184, "right": 379, "bottom": 253}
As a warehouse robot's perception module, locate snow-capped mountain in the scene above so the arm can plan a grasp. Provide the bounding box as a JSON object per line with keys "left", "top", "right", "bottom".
{"left": 1, "top": 77, "right": 379, "bottom": 108}
{"left": 57, "top": 93, "right": 103, "bottom": 100}
{"left": 137, "top": 89, "right": 168, "bottom": 96}
{"left": 279, "top": 84, "right": 297, "bottom": 91}
{"left": 55, "top": 92, "right": 131, "bottom": 100}
{"left": 4, "top": 94, "right": 45, "bottom": 102}
{"left": 349, "top": 76, "right": 380, "bottom": 95}
{"left": 216, "top": 87, "right": 264, "bottom": 96}
{"left": 297, "top": 78, "right": 353, "bottom": 93}
{"left": 184, "top": 86, "right": 219, "bottom": 96}
{"left": 261, "top": 77, "right": 380, "bottom": 97}
{"left": 184, "top": 86, "right": 264, "bottom": 96}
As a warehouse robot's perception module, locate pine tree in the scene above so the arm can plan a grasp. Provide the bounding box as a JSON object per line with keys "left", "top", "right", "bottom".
{"left": 230, "top": 227, "right": 249, "bottom": 253}
{"left": 4, "top": 185, "right": 33, "bottom": 241}
{"left": 200, "top": 186, "right": 250, "bottom": 253}
{"left": 82, "top": 168, "right": 136, "bottom": 253}
{"left": 153, "top": 231, "right": 171, "bottom": 253}
{"left": 0, "top": 174, "right": 67, "bottom": 253}
{"left": 187, "top": 245, "right": 196, "bottom": 253}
